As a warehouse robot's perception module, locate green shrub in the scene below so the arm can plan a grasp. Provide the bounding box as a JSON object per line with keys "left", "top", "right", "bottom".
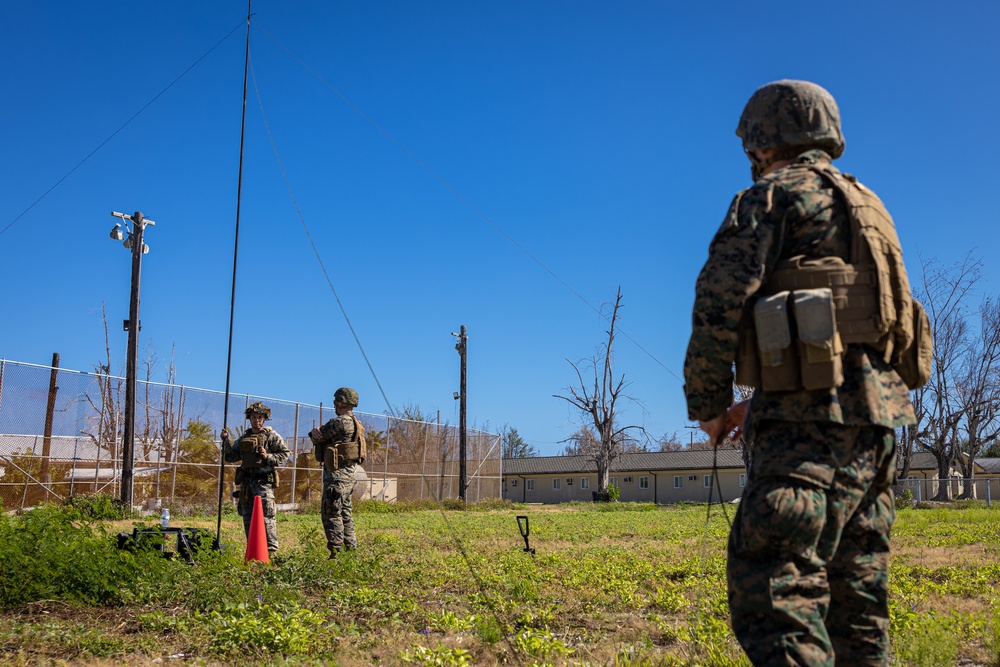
{"left": 63, "top": 493, "right": 129, "bottom": 520}
{"left": 194, "top": 601, "right": 325, "bottom": 656}
{"left": 892, "top": 612, "right": 958, "bottom": 667}
{"left": 0, "top": 503, "right": 172, "bottom": 607}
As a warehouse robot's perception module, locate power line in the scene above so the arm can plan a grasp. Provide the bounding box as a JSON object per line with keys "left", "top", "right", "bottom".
{"left": 0, "top": 20, "right": 247, "bottom": 239}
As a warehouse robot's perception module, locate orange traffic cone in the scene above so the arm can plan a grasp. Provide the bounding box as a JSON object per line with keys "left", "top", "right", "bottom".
{"left": 245, "top": 495, "right": 270, "bottom": 563}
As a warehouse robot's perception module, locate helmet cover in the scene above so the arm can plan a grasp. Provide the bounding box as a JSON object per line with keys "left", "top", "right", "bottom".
{"left": 736, "top": 79, "right": 845, "bottom": 158}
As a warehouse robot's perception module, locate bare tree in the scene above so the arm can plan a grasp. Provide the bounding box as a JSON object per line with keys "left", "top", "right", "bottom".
{"left": 80, "top": 304, "right": 124, "bottom": 493}
{"left": 954, "top": 297, "right": 1000, "bottom": 496}
{"left": 561, "top": 427, "right": 599, "bottom": 456}
{"left": 896, "top": 384, "right": 927, "bottom": 482}
{"left": 138, "top": 342, "right": 158, "bottom": 461}
{"left": 554, "top": 288, "right": 644, "bottom": 500}
{"left": 916, "top": 254, "right": 981, "bottom": 500}
{"left": 657, "top": 431, "right": 687, "bottom": 452}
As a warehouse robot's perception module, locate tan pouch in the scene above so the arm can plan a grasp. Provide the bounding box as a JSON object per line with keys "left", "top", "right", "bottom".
{"left": 893, "top": 299, "right": 933, "bottom": 389}
{"left": 735, "top": 302, "right": 761, "bottom": 388}
{"left": 793, "top": 288, "right": 844, "bottom": 390}
{"left": 754, "top": 291, "right": 799, "bottom": 391}
{"left": 324, "top": 445, "right": 339, "bottom": 472}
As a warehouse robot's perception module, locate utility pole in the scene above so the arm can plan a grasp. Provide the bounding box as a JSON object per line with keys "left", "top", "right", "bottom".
{"left": 453, "top": 326, "right": 468, "bottom": 501}
{"left": 109, "top": 210, "right": 155, "bottom": 509}
{"left": 40, "top": 352, "right": 60, "bottom": 488}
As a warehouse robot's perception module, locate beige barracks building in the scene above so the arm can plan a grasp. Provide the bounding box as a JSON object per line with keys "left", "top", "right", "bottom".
{"left": 501, "top": 449, "right": 749, "bottom": 505}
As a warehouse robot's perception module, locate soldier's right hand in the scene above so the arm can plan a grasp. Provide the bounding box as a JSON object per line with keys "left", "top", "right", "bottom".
{"left": 309, "top": 427, "right": 323, "bottom": 442}
{"left": 221, "top": 427, "right": 233, "bottom": 445}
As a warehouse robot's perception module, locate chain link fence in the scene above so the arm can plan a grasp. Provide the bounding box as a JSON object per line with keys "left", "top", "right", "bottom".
{"left": 897, "top": 476, "right": 999, "bottom": 506}
{"left": 0, "top": 359, "right": 501, "bottom": 512}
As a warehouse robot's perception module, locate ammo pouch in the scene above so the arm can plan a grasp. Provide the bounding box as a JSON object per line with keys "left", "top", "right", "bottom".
{"left": 239, "top": 433, "right": 266, "bottom": 468}
{"left": 322, "top": 441, "right": 362, "bottom": 472}
{"left": 323, "top": 445, "right": 339, "bottom": 473}
{"left": 736, "top": 288, "right": 843, "bottom": 392}
{"left": 321, "top": 417, "right": 367, "bottom": 471}
{"left": 234, "top": 467, "right": 246, "bottom": 486}
{"left": 892, "top": 299, "right": 932, "bottom": 390}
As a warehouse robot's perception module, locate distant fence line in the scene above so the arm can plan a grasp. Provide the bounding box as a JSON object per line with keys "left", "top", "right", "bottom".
{"left": 0, "top": 359, "right": 501, "bottom": 511}
{"left": 897, "top": 476, "right": 998, "bottom": 507}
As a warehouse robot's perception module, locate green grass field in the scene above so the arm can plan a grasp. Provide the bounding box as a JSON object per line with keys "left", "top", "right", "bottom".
{"left": 1, "top": 498, "right": 998, "bottom": 666}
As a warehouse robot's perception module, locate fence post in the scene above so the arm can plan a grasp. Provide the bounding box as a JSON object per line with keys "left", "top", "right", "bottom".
{"left": 916, "top": 478, "right": 922, "bottom": 506}
{"left": 290, "top": 403, "right": 299, "bottom": 505}
{"left": 70, "top": 436, "right": 78, "bottom": 497}
{"left": 987, "top": 478, "right": 992, "bottom": 508}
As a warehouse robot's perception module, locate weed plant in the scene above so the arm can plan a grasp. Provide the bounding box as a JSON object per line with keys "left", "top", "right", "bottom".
{"left": 1, "top": 501, "right": 999, "bottom": 665}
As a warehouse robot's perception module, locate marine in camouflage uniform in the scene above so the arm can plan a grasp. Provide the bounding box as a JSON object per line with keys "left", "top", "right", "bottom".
{"left": 309, "top": 387, "right": 361, "bottom": 557}
{"left": 222, "top": 401, "right": 290, "bottom": 554}
{"left": 683, "top": 80, "right": 916, "bottom": 667}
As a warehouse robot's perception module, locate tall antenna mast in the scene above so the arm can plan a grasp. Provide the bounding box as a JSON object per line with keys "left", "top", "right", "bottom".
{"left": 216, "top": 0, "right": 253, "bottom": 544}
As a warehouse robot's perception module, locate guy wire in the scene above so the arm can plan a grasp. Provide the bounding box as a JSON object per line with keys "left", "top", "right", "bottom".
{"left": 254, "top": 21, "right": 683, "bottom": 385}
{"left": 250, "top": 58, "right": 528, "bottom": 667}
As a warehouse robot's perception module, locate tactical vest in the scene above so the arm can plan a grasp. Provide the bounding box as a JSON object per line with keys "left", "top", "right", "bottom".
{"left": 239, "top": 432, "right": 267, "bottom": 469}
{"left": 321, "top": 416, "right": 367, "bottom": 472}
{"left": 735, "top": 165, "right": 932, "bottom": 392}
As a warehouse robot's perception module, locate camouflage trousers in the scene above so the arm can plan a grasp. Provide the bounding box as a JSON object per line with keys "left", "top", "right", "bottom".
{"left": 727, "top": 420, "right": 897, "bottom": 667}
{"left": 322, "top": 464, "right": 357, "bottom": 551}
{"left": 237, "top": 478, "right": 279, "bottom": 553}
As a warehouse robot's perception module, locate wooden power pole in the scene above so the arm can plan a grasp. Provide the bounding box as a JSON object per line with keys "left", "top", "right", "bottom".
{"left": 40, "top": 352, "right": 60, "bottom": 488}
{"left": 110, "top": 210, "right": 155, "bottom": 509}
{"left": 453, "top": 326, "right": 468, "bottom": 501}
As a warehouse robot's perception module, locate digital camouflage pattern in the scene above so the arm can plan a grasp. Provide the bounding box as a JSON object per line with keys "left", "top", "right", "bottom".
{"left": 728, "top": 421, "right": 896, "bottom": 666}
{"left": 683, "top": 140, "right": 916, "bottom": 665}
{"left": 684, "top": 150, "right": 915, "bottom": 429}
{"left": 736, "top": 80, "right": 845, "bottom": 159}
{"left": 334, "top": 386, "right": 359, "bottom": 407}
{"left": 314, "top": 412, "right": 359, "bottom": 552}
{"left": 323, "top": 464, "right": 358, "bottom": 552}
{"left": 244, "top": 400, "right": 272, "bottom": 420}
{"left": 223, "top": 425, "right": 289, "bottom": 552}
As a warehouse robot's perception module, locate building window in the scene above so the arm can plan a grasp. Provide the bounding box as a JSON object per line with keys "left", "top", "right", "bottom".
{"left": 639, "top": 476, "right": 649, "bottom": 489}
{"left": 566, "top": 478, "right": 573, "bottom": 486}
{"left": 510, "top": 479, "right": 518, "bottom": 487}
{"left": 553, "top": 478, "right": 561, "bottom": 490}
{"left": 623, "top": 476, "right": 632, "bottom": 484}
{"left": 739, "top": 473, "right": 747, "bottom": 488}
{"left": 703, "top": 475, "right": 713, "bottom": 488}
{"left": 610, "top": 477, "right": 618, "bottom": 488}
{"left": 688, "top": 475, "right": 696, "bottom": 481}
{"left": 674, "top": 475, "right": 683, "bottom": 488}
{"left": 581, "top": 477, "right": 590, "bottom": 489}
{"left": 526, "top": 479, "right": 534, "bottom": 491}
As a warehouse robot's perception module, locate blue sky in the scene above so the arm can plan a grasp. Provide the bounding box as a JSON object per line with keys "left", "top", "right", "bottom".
{"left": 2, "top": 2, "right": 997, "bottom": 456}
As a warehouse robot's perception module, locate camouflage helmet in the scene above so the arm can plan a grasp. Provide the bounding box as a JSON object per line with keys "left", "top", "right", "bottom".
{"left": 736, "top": 80, "right": 845, "bottom": 159}
{"left": 334, "top": 387, "right": 359, "bottom": 407}
{"left": 244, "top": 401, "right": 271, "bottom": 420}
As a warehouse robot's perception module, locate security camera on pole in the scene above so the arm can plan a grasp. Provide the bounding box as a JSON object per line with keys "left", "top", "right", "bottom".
{"left": 108, "top": 210, "right": 155, "bottom": 509}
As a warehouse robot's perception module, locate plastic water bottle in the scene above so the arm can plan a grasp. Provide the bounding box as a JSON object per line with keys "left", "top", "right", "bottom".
{"left": 161, "top": 508, "right": 170, "bottom": 529}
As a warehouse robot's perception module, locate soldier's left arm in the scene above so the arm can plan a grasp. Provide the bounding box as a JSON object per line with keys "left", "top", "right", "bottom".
{"left": 683, "top": 183, "right": 785, "bottom": 421}
{"left": 266, "top": 431, "right": 291, "bottom": 467}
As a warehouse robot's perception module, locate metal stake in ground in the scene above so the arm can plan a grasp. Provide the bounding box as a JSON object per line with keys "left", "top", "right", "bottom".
{"left": 516, "top": 515, "right": 535, "bottom": 555}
